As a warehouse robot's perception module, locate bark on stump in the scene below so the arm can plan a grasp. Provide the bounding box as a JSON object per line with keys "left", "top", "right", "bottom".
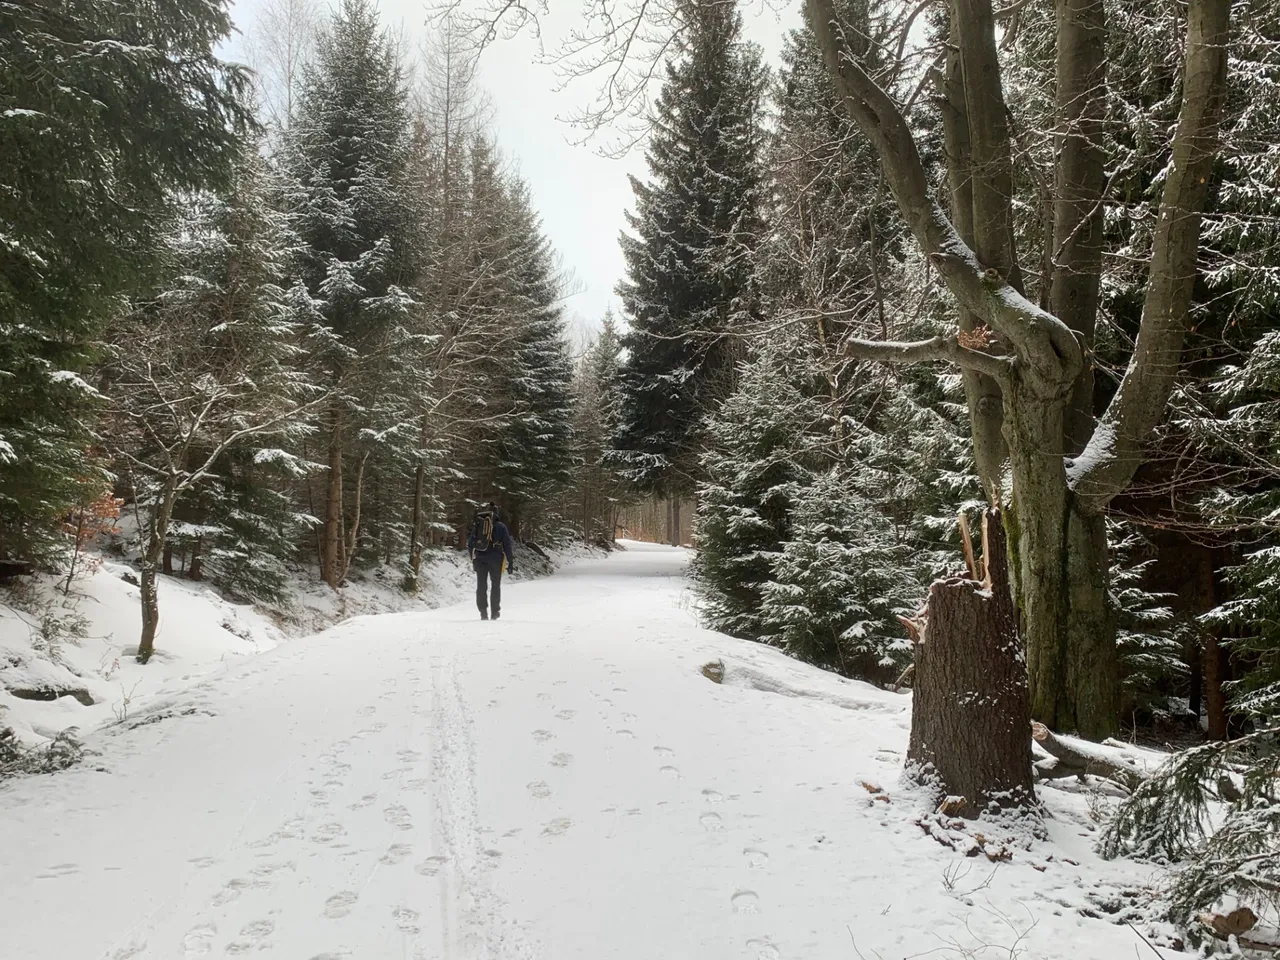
{"left": 907, "top": 508, "right": 1036, "bottom": 820}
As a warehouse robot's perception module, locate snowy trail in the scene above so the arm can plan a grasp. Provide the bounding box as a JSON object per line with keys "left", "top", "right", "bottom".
{"left": 1, "top": 543, "right": 1174, "bottom": 960}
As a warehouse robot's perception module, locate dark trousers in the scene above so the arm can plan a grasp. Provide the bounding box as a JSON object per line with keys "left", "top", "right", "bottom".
{"left": 473, "top": 550, "right": 503, "bottom": 616}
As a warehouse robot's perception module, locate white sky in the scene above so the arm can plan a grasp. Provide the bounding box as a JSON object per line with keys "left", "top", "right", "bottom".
{"left": 223, "top": 0, "right": 802, "bottom": 344}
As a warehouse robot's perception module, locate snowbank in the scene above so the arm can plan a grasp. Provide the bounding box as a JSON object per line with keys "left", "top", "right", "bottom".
{"left": 0, "top": 543, "right": 594, "bottom": 747}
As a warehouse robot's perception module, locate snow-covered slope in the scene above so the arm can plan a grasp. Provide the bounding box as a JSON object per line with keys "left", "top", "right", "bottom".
{"left": 0, "top": 546, "right": 577, "bottom": 747}
{"left": 0, "top": 543, "right": 1181, "bottom": 959}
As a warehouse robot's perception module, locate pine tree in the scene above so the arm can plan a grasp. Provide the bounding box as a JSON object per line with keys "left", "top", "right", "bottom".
{"left": 762, "top": 468, "right": 917, "bottom": 683}
{"left": 613, "top": 0, "right": 768, "bottom": 502}
{"left": 281, "top": 0, "right": 417, "bottom": 587}
{"left": 0, "top": 0, "right": 253, "bottom": 566}
{"left": 691, "top": 347, "right": 819, "bottom": 640}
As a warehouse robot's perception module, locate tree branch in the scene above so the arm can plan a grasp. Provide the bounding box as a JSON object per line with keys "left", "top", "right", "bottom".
{"left": 842, "top": 334, "right": 1013, "bottom": 382}
{"left": 1071, "top": 0, "right": 1232, "bottom": 512}
{"left": 803, "top": 0, "right": 1082, "bottom": 394}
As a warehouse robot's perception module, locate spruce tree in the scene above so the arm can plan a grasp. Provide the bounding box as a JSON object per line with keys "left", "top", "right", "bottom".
{"left": 0, "top": 0, "right": 253, "bottom": 566}
{"left": 572, "top": 314, "right": 629, "bottom": 544}
{"left": 490, "top": 182, "right": 577, "bottom": 536}
{"left": 691, "top": 347, "right": 819, "bottom": 640}
{"left": 613, "top": 0, "right": 768, "bottom": 501}
{"left": 762, "top": 467, "right": 917, "bottom": 683}
{"left": 281, "top": 0, "right": 417, "bottom": 586}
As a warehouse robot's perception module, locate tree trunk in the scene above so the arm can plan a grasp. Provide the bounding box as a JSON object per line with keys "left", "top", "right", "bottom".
{"left": 1204, "top": 631, "right": 1229, "bottom": 740}
{"left": 671, "top": 499, "right": 682, "bottom": 547}
{"left": 1005, "top": 397, "right": 1118, "bottom": 739}
{"left": 162, "top": 542, "right": 175, "bottom": 576}
{"left": 408, "top": 420, "right": 428, "bottom": 583}
{"left": 137, "top": 478, "right": 178, "bottom": 665}
{"left": 939, "top": 14, "right": 1007, "bottom": 496}
{"left": 907, "top": 508, "right": 1037, "bottom": 819}
{"left": 188, "top": 537, "right": 204, "bottom": 582}
{"left": 1050, "top": 0, "right": 1107, "bottom": 455}
{"left": 322, "top": 403, "right": 344, "bottom": 589}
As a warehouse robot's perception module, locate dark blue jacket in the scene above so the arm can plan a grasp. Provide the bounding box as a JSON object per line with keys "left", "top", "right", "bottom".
{"left": 469, "top": 518, "right": 514, "bottom": 568}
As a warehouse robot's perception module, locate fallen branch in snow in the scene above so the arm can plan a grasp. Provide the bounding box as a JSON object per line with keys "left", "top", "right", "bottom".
{"left": 1031, "top": 722, "right": 1146, "bottom": 793}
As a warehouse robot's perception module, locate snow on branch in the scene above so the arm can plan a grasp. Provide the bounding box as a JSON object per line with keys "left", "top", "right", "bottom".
{"left": 841, "top": 333, "right": 1013, "bottom": 382}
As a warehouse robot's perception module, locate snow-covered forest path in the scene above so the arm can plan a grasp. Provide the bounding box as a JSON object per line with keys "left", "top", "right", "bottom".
{"left": 2, "top": 544, "right": 1171, "bottom": 960}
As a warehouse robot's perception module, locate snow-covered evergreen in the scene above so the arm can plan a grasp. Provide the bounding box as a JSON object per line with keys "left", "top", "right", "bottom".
{"left": 691, "top": 347, "right": 819, "bottom": 640}
{"left": 762, "top": 467, "right": 916, "bottom": 683}
{"left": 613, "top": 0, "right": 768, "bottom": 499}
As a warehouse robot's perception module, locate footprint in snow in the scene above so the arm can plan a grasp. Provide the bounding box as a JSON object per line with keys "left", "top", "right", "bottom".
{"left": 616, "top": 729, "right": 636, "bottom": 738}
{"left": 532, "top": 729, "right": 555, "bottom": 743}
{"left": 653, "top": 746, "right": 674, "bottom": 758}
{"left": 527, "top": 780, "right": 552, "bottom": 799}
{"left": 251, "top": 860, "right": 295, "bottom": 878}
{"left": 356, "top": 706, "right": 376, "bottom": 716}
{"left": 347, "top": 793, "right": 378, "bottom": 810}
{"left": 323, "top": 891, "right": 359, "bottom": 919}
{"left": 396, "top": 749, "right": 423, "bottom": 762}
{"left": 746, "top": 937, "right": 781, "bottom": 959}
{"left": 744, "top": 847, "right": 770, "bottom": 868}
{"left": 622, "top": 712, "right": 637, "bottom": 723}
{"left": 311, "top": 822, "right": 347, "bottom": 843}
{"left": 393, "top": 906, "right": 422, "bottom": 934}
{"left": 224, "top": 919, "right": 275, "bottom": 954}
{"left": 187, "top": 857, "right": 217, "bottom": 869}
{"left": 700, "top": 812, "right": 724, "bottom": 832}
{"left": 549, "top": 752, "right": 573, "bottom": 768}
{"left": 384, "top": 805, "right": 413, "bottom": 830}
{"left": 181, "top": 924, "right": 216, "bottom": 958}
{"left": 415, "top": 856, "right": 449, "bottom": 876}
{"left": 659, "top": 765, "right": 681, "bottom": 780}
{"left": 731, "top": 891, "right": 760, "bottom": 914}
{"left": 212, "top": 877, "right": 264, "bottom": 906}
{"left": 541, "top": 818, "right": 572, "bottom": 837}
{"left": 379, "top": 844, "right": 413, "bottom": 866}
{"left": 555, "top": 709, "right": 576, "bottom": 720}
{"left": 702, "top": 789, "right": 724, "bottom": 803}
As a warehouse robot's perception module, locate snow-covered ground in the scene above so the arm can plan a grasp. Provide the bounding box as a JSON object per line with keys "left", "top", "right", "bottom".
{"left": 1, "top": 543, "right": 1183, "bottom": 959}
{"left": 0, "top": 545, "right": 586, "bottom": 746}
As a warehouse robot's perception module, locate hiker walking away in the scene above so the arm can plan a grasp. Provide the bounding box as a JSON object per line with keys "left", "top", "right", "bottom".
{"left": 467, "top": 502, "right": 514, "bottom": 620}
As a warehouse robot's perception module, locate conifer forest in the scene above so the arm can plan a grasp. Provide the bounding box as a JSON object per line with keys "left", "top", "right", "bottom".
{"left": 2, "top": 0, "right": 1279, "bottom": 955}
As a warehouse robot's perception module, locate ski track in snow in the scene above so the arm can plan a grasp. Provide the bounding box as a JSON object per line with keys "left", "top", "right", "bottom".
{"left": 0, "top": 543, "right": 1181, "bottom": 959}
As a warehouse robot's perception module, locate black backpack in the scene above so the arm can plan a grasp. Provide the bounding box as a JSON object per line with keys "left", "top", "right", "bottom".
{"left": 471, "top": 508, "right": 497, "bottom": 553}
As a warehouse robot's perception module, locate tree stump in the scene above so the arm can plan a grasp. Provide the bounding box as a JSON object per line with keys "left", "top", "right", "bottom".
{"left": 906, "top": 508, "right": 1037, "bottom": 820}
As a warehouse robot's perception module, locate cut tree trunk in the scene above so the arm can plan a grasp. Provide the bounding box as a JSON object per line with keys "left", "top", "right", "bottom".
{"left": 907, "top": 508, "right": 1037, "bottom": 820}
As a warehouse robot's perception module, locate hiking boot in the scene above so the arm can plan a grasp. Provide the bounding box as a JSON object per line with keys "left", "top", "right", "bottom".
{"left": 492, "top": 612, "right": 501, "bottom": 621}
{"left": 480, "top": 611, "right": 489, "bottom": 621}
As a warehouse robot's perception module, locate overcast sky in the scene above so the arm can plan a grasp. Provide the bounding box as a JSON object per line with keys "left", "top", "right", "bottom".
{"left": 224, "top": 0, "right": 802, "bottom": 344}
